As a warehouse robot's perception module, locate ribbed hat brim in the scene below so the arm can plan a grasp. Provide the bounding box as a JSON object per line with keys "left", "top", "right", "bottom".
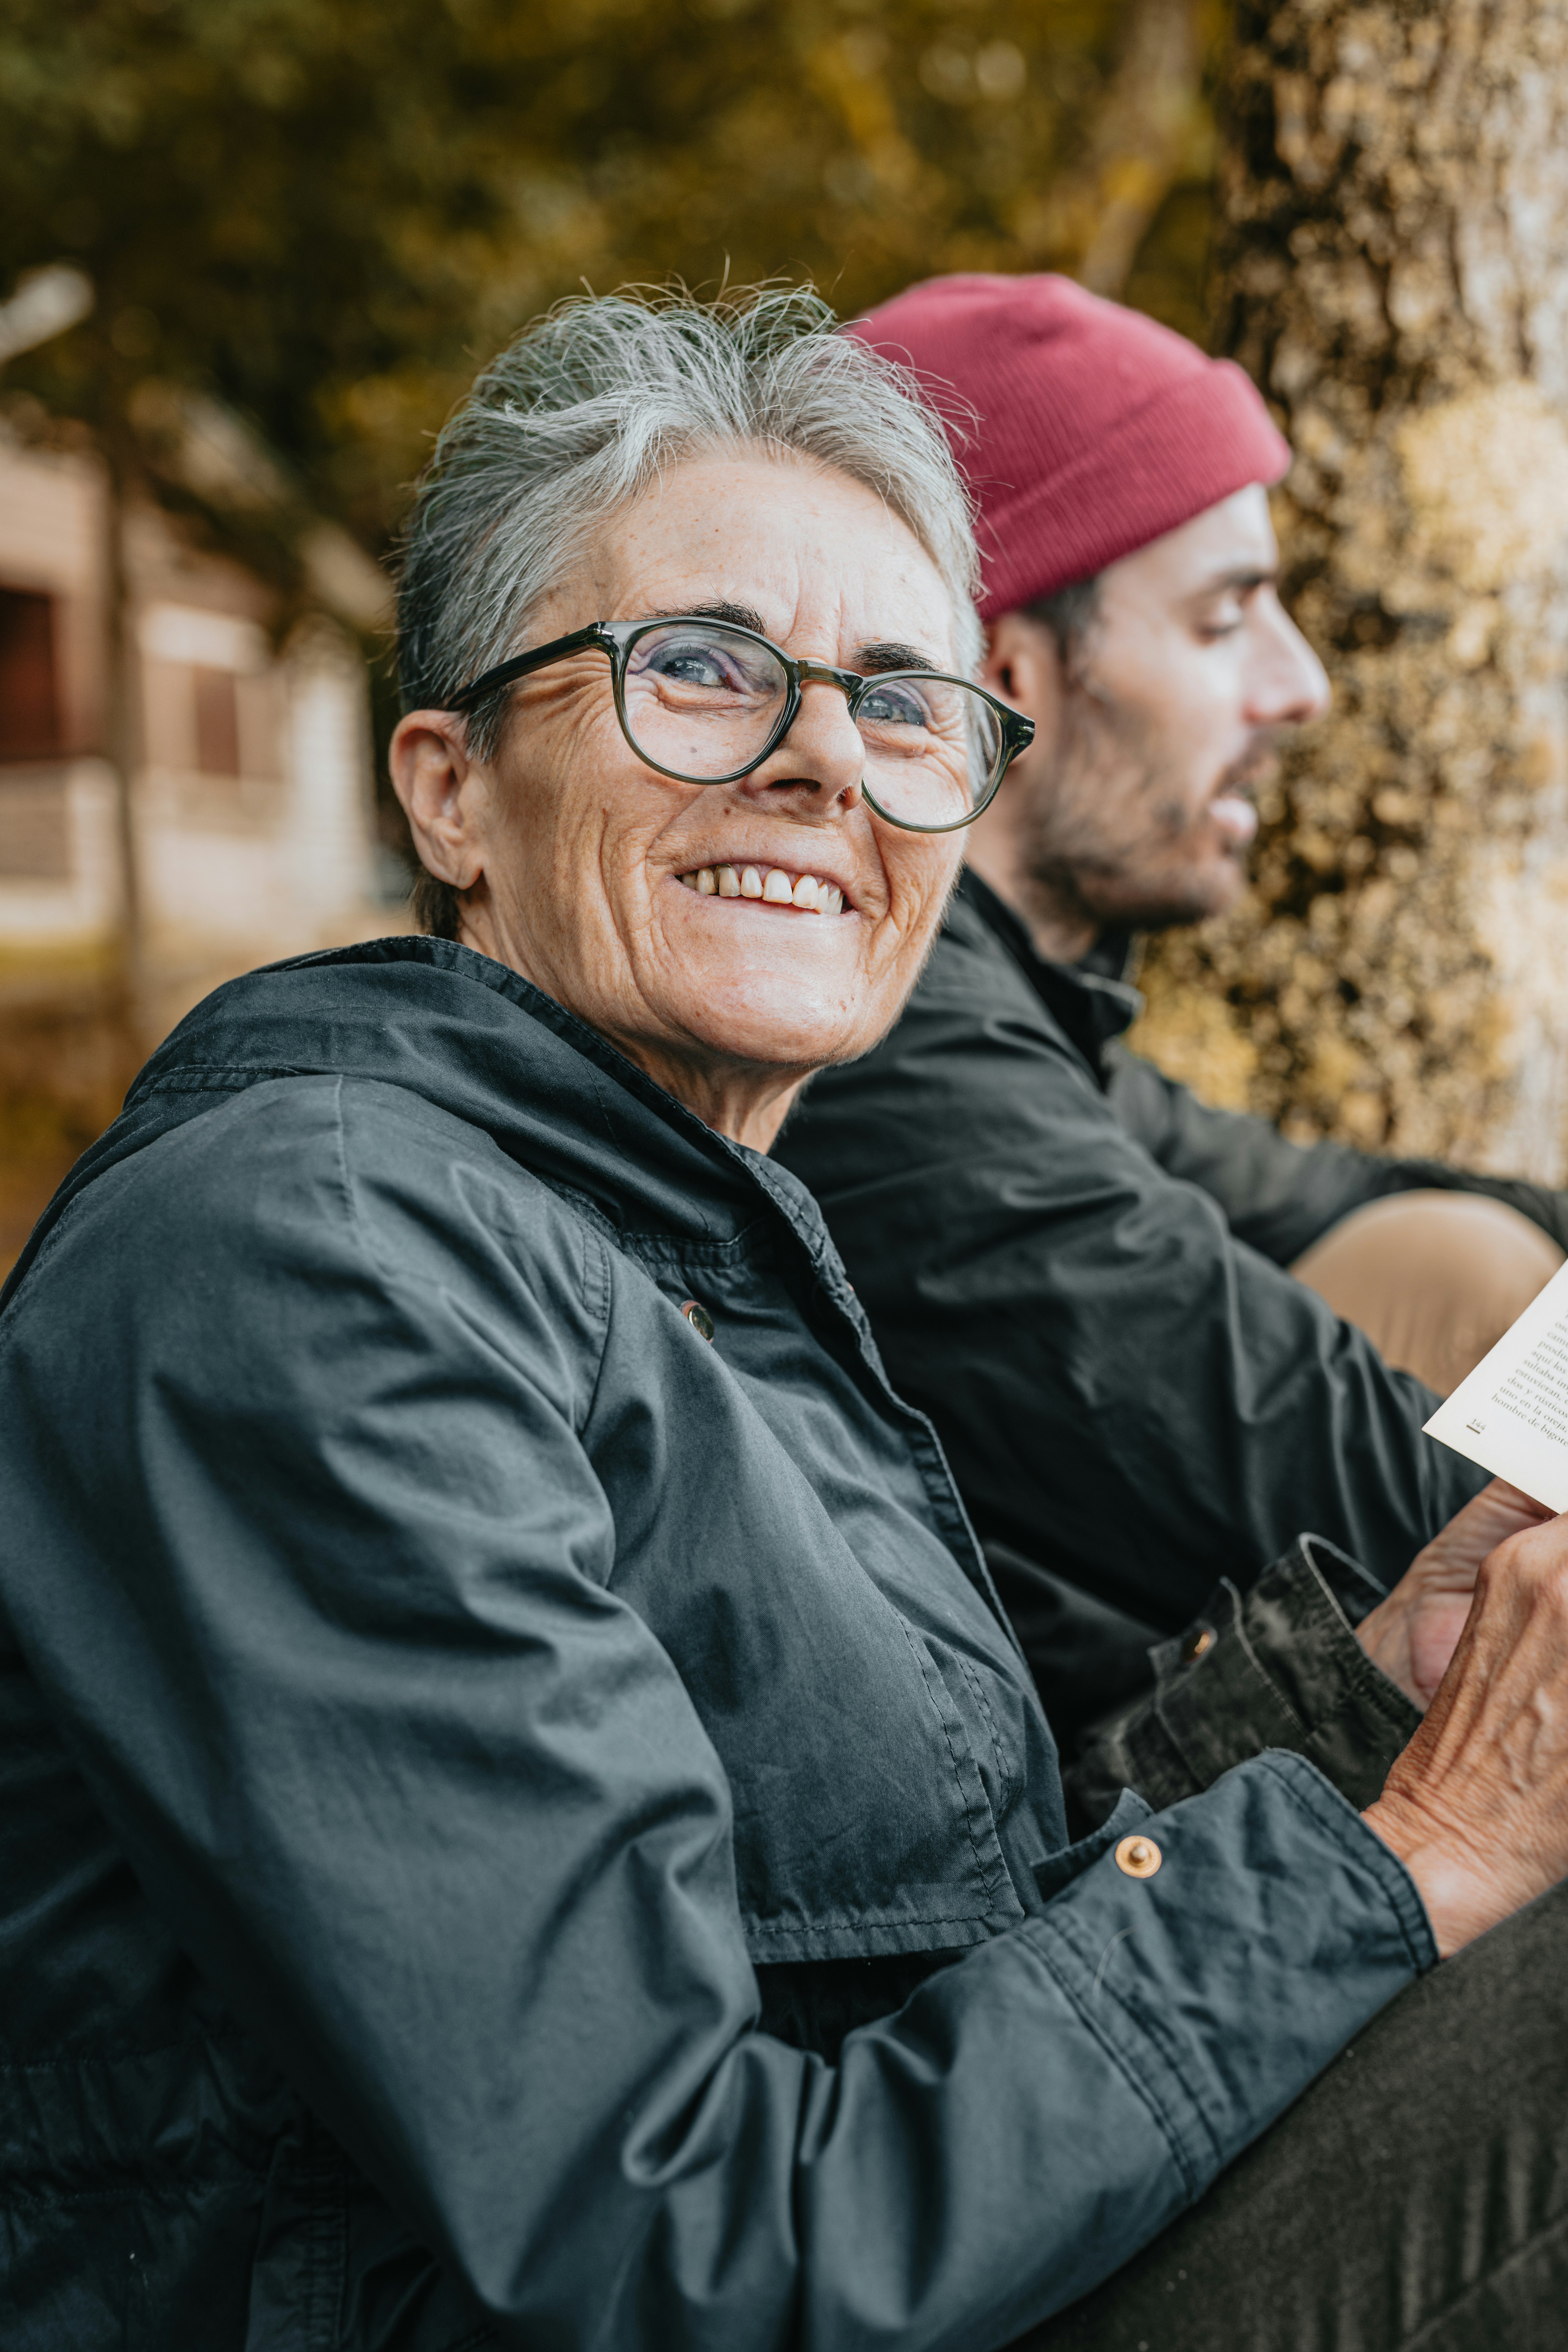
{"left": 972, "top": 359, "right": 1290, "bottom": 617}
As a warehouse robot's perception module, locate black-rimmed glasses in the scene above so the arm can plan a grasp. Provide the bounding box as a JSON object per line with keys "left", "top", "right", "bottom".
{"left": 445, "top": 616, "right": 1034, "bottom": 834}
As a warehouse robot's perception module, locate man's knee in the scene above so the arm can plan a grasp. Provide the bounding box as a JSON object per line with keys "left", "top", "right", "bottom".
{"left": 1291, "top": 1191, "right": 1564, "bottom": 1394}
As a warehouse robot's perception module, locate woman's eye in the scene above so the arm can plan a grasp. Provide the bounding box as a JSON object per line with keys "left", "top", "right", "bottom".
{"left": 860, "top": 682, "right": 930, "bottom": 727}
{"left": 648, "top": 645, "right": 733, "bottom": 688}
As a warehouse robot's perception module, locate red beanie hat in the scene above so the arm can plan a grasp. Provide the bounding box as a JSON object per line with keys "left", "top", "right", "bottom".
{"left": 847, "top": 273, "right": 1290, "bottom": 621}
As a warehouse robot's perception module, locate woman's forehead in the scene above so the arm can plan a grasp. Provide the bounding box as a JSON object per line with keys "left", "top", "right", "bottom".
{"left": 595, "top": 450, "right": 957, "bottom": 658}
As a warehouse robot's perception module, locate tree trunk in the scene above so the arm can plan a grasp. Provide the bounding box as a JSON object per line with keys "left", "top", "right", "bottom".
{"left": 1134, "top": 0, "right": 1568, "bottom": 1178}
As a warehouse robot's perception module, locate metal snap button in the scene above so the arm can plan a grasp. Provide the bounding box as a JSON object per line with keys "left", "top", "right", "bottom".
{"left": 680, "top": 1300, "right": 715, "bottom": 1343}
{"left": 1115, "top": 1834, "right": 1162, "bottom": 1880}
{"left": 1181, "top": 1624, "right": 1216, "bottom": 1664}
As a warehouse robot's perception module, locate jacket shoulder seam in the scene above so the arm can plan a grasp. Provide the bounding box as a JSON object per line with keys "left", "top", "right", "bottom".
{"left": 131, "top": 1062, "right": 310, "bottom": 1100}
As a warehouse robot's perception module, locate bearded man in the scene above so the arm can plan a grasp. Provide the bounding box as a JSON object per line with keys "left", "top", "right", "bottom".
{"left": 778, "top": 273, "right": 1568, "bottom": 1759}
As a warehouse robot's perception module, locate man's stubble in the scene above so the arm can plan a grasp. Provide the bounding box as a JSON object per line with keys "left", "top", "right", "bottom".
{"left": 1017, "top": 681, "right": 1270, "bottom": 942}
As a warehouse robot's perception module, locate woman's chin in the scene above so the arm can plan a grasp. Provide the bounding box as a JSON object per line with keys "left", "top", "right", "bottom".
{"left": 645, "top": 909, "right": 879, "bottom": 1071}
{"left": 683, "top": 995, "right": 865, "bottom": 1072}
{"left": 651, "top": 968, "right": 868, "bottom": 1073}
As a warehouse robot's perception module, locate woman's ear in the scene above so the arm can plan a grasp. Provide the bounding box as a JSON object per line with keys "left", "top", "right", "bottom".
{"left": 389, "top": 713, "right": 487, "bottom": 891}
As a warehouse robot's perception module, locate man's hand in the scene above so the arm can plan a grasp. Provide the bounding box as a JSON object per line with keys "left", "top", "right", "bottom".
{"left": 1356, "top": 1479, "right": 1551, "bottom": 1708}
{"left": 1365, "top": 1509, "right": 1568, "bottom": 1954}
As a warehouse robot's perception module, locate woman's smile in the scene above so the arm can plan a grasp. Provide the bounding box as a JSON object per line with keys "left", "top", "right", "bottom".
{"left": 673, "top": 859, "right": 849, "bottom": 915}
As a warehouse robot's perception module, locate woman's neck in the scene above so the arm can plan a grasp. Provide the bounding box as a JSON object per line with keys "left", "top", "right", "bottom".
{"left": 457, "top": 898, "right": 814, "bottom": 1154}
{"left": 611, "top": 1038, "right": 810, "bottom": 1153}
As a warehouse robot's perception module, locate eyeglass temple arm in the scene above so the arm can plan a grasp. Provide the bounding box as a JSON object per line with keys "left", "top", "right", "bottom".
{"left": 445, "top": 622, "right": 612, "bottom": 713}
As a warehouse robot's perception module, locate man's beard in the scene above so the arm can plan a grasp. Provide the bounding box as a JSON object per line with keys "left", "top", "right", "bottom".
{"left": 1018, "top": 685, "right": 1271, "bottom": 940}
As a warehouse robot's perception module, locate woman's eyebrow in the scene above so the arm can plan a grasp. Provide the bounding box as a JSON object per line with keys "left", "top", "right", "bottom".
{"left": 630, "top": 613, "right": 946, "bottom": 673}
{"left": 637, "top": 601, "right": 770, "bottom": 634}
{"left": 855, "top": 639, "right": 944, "bottom": 674}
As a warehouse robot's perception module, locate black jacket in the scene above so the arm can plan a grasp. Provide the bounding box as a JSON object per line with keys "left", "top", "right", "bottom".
{"left": 0, "top": 938, "right": 1432, "bottom": 2350}
{"left": 779, "top": 874, "right": 1564, "bottom": 1706}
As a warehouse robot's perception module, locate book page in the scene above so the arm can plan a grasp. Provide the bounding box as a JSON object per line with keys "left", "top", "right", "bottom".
{"left": 1425, "top": 1256, "right": 1568, "bottom": 1510}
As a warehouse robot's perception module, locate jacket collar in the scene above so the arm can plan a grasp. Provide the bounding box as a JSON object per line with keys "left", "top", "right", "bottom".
{"left": 1, "top": 935, "right": 849, "bottom": 1314}
{"left": 953, "top": 870, "right": 1142, "bottom": 1085}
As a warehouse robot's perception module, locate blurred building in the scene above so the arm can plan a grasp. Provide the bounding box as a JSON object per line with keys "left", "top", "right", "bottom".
{"left": 0, "top": 413, "right": 397, "bottom": 1271}
{"left": 0, "top": 420, "right": 386, "bottom": 1001}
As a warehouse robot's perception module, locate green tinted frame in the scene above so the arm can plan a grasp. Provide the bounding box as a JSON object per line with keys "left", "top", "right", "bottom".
{"left": 445, "top": 616, "right": 1035, "bottom": 833}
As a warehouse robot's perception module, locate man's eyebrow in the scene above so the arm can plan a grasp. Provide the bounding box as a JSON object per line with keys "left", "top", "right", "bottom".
{"left": 854, "top": 639, "right": 946, "bottom": 674}
{"left": 637, "top": 601, "right": 770, "bottom": 635}
{"left": 1192, "top": 565, "right": 1276, "bottom": 597}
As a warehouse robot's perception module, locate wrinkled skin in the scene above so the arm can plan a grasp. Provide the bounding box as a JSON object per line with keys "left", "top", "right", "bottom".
{"left": 1367, "top": 1494, "right": 1568, "bottom": 1956}
{"left": 391, "top": 450, "right": 966, "bottom": 1150}
{"left": 969, "top": 484, "right": 1330, "bottom": 961}
{"left": 1362, "top": 1479, "right": 1553, "bottom": 1711}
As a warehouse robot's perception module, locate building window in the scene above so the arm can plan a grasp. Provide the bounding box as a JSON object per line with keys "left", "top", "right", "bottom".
{"left": 0, "top": 778, "right": 70, "bottom": 878}
{"left": 193, "top": 664, "right": 241, "bottom": 777}
{"left": 0, "top": 586, "right": 64, "bottom": 763}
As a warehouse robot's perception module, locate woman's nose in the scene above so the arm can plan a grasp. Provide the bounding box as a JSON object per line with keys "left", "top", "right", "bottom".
{"left": 743, "top": 679, "right": 865, "bottom": 809}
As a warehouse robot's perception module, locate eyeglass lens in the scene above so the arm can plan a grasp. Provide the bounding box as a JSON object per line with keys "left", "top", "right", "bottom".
{"left": 622, "top": 621, "right": 1002, "bottom": 829}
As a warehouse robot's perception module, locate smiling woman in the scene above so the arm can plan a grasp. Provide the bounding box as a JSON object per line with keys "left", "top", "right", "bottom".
{"left": 8, "top": 286, "right": 1568, "bottom": 2352}
{"left": 389, "top": 290, "right": 1015, "bottom": 1145}
{"left": 391, "top": 452, "right": 992, "bottom": 1141}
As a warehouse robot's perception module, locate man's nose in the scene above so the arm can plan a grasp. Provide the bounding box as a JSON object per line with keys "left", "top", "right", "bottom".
{"left": 1252, "top": 602, "right": 1331, "bottom": 728}
{"left": 742, "top": 678, "right": 865, "bottom": 810}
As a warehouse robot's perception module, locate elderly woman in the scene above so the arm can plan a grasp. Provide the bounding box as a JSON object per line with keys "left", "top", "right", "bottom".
{"left": 5, "top": 290, "right": 1568, "bottom": 2352}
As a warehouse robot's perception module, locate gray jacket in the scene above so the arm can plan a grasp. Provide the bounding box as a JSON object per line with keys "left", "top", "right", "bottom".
{"left": 0, "top": 938, "right": 1431, "bottom": 2349}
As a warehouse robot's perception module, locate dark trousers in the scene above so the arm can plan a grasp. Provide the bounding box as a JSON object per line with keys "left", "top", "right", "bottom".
{"left": 1018, "top": 1876, "right": 1568, "bottom": 2351}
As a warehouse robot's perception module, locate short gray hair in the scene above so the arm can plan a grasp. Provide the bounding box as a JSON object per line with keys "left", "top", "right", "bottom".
{"left": 396, "top": 285, "right": 981, "bottom": 936}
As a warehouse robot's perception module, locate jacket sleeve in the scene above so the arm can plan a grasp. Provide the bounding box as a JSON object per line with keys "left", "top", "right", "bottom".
{"left": 0, "top": 1083, "right": 1434, "bottom": 2351}
{"left": 1064, "top": 1535, "right": 1422, "bottom": 1833}
{"left": 1108, "top": 1045, "right": 1568, "bottom": 1261}
{"left": 781, "top": 970, "right": 1485, "bottom": 1629}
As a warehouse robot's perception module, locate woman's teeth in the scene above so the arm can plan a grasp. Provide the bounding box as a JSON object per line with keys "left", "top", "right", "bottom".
{"left": 678, "top": 865, "right": 845, "bottom": 915}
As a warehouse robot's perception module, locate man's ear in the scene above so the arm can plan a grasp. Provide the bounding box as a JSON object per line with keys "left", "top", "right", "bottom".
{"left": 389, "top": 712, "right": 487, "bottom": 891}
{"left": 981, "top": 611, "right": 1063, "bottom": 749}
{"left": 982, "top": 607, "right": 1067, "bottom": 715}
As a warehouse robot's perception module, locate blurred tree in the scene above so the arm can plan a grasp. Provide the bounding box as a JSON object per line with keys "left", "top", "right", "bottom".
{"left": 1024, "top": 0, "right": 1205, "bottom": 301}
{"left": 1135, "top": 0, "right": 1568, "bottom": 1180}
{"left": 1, "top": 0, "right": 1218, "bottom": 557}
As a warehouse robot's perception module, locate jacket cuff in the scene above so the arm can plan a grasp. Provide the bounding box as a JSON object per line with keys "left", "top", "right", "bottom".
{"left": 1063, "top": 1534, "right": 1422, "bottom": 1831}
{"left": 1023, "top": 1751, "right": 1434, "bottom": 2199}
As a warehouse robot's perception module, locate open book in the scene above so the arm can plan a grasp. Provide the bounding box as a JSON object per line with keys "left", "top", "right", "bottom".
{"left": 1426, "top": 1257, "right": 1568, "bottom": 1510}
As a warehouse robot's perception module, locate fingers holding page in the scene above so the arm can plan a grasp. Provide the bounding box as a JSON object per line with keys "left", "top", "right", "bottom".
{"left": 1364, "top": 1508, "right": 1568, "bottom": 1954}
{"left": 1358, "top": 1478, "right": 1556, "bottom": 1709}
